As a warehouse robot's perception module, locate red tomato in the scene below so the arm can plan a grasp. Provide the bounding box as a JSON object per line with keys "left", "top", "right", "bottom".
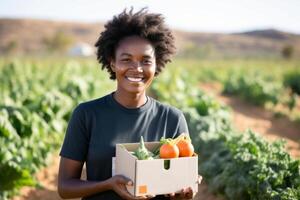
{"left": 177, "top": 139, "right": 194, "bottom": 157}
{"left": 159, "top": 143, "right": 179, "bottom": 159}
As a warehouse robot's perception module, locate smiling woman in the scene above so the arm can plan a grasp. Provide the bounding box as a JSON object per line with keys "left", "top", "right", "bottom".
{"left": 111, "top": 36, "right": 156, "bottom": 107}
{"left": 57, "top": 8, "right": 200, "bottom": 200}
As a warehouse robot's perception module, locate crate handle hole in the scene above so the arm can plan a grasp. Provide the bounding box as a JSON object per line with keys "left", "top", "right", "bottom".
{"left": 164, "top": 160, "right": 170, "bottom": 170}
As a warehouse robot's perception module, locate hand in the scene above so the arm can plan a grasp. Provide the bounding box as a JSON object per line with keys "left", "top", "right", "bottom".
{"left": 166, "top": 187, "right": 193, "bottom": 200}
{"left": 107, "top": 175, "right": 155, "bottom": 200}
{"left": 165, "top": 175, "right": 202, "bottom": 199}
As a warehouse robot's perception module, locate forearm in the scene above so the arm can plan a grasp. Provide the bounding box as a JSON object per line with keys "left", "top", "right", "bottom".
{"left": 58, "top": 179, "right": 111, "bottom": 199}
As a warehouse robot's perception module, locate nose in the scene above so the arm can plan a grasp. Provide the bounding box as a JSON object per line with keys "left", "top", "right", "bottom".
{"left": 131, "top": 61, "right": 143, "bottom": 72}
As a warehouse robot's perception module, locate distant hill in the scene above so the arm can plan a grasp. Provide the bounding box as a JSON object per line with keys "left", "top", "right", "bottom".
{"left": 0, "top": 18, "right": 299, "bottom": 58}
{"left": 175, "top": 29, "right": 300, "bottom": 58}
{"left": 240, "top": 29, "right": 298, "bottom": 40}
{"left": 0, "top": 18, "right": 104, "bottom": 54}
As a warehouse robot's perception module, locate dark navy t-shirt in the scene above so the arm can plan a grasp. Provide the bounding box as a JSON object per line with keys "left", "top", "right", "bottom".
{"left": 60, "top": 92, "right": 189, "bottom": 199}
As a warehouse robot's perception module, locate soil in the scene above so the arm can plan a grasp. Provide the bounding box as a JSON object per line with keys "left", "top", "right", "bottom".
{"left": 200, "top": 82, "right": 300, "bottom": 159}
{"left": 11, "top": 82, "right": 300, "bottom": 200}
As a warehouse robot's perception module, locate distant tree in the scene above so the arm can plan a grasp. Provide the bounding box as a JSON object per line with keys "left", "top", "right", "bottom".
{"left": 43, "top": 31, "right": 73, "bottom": 53}
{"left": 281, "top": 45, "right": 294, "bottom": 59}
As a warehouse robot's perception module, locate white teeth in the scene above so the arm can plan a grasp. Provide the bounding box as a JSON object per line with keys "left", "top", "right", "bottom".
{"left": 127, "top": 77, "right": 143, "bottom": 82}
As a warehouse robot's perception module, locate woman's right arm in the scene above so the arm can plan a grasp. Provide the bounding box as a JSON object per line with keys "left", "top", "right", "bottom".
{"left": 57, "top": 156, "right": 110, "bottom": 198}
{"left": 57, "top": 157, "right": 150, "bottom": 199}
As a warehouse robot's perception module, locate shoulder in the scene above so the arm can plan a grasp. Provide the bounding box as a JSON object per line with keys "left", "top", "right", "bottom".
{"left": 73, "top": 94, "right": 110, "bottom": 114}
{"left": 150, "top": 97, "right": 183, "bottom": 117}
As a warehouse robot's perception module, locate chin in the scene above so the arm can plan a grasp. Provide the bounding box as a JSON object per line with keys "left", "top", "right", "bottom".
{"left": 125, "top": 86, "right": 146, "bottom": 94}
{"left": 128, "top": 89, "right": 145, "bottom": 94}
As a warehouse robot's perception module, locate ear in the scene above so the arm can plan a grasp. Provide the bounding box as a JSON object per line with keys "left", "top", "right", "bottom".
{"left": 110, "top": 59, "right": 116, "bottom": 72}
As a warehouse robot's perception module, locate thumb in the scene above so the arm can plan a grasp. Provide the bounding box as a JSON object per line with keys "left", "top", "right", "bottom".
{"left": 117, "top": 175, "right": 133, "bottom": 186}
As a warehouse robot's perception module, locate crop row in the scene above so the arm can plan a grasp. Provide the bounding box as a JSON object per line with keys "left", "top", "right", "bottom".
{"left": 0, "top": 60, "right": 113, "bottom": 199}
{"left": 151, "top": 68, "right": 300, "bottom": 200}
{"left": 174, "top": 59, "right": 300, "bottom": 122}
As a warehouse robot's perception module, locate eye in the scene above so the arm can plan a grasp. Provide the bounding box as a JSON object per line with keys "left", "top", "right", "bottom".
{"left": 142, "top": 59, "right": 152, "bottom": 65}
{"left": 121, "top": 58, "right": 131, "bottom": 63}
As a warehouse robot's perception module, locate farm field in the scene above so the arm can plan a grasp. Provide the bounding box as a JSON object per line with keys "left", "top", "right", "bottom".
{"left": 11, "top": 89, "right": 300, "bottom": 200}
{"left": 1, "top": 57, "right": 299, "bottom": 200}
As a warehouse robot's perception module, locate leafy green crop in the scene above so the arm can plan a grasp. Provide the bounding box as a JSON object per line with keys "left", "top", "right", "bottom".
{"left": 0, "top": 59, "right": 114, "bottom": 199}
{"left": 284, "top": 69, "right": 300, "bottom": 95}
{"left": 152, "top": 69, "right": 300, "bottom": 200}
{"left": 196, "top": 130, "right": 300, "bottom": 200}
{"left": 223, "top": 71, "right": 282, "bottom": 106}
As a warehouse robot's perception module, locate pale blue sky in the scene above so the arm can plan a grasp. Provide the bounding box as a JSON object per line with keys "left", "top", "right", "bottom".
{"left": 1, "top": 0, "right": 300, "bottom": 34}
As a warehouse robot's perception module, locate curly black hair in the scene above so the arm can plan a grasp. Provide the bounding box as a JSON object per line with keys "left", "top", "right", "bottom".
{"left": 95, "top": 8, "right": 176, "bottom": 80}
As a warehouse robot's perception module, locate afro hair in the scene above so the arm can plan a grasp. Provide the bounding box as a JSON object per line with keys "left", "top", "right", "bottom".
{"left": 95, "top": 8, "right": 176, "bottom": 80}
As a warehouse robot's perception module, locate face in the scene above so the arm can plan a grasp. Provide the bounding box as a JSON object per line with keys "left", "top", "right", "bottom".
{"left": 111, "top": 36, "right": 156, "bottom": 95}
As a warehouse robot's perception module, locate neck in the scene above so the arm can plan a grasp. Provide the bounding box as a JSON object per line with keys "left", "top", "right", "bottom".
{"left": 113, "top": 91, "right": 147, "bottom": 108}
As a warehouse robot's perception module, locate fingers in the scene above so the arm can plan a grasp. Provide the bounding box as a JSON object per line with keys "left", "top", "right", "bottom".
{"left": 110, "top": 175, "right": 135, "bottom": 199}
{"left": 149, "top": 187, "right": 196, "bottom": 200}
{"left": 180, "top": 187, "right": 193, "bottom": 199}
{"left": 145, "top": 194, "right": 155, "bottom": 199}
{"left": 116, "top": 175, "right": 133, "bottom": 186}
{"left": 165, "top": 187, "right": 193, "bottom": 199}
{"left": 114, "top": 185, "right": 133, "bottom": 199}
{"left": 167, "top": 193, "right": 176, "bottom": 200}
{"left": 197, "top": 175, "right": 203, "bottom": 184}
{"left": 127, "top": 181, "right": 133, "bottom": 186}
{"left": 135, "top": 195, "right": 155, "bottom": 200}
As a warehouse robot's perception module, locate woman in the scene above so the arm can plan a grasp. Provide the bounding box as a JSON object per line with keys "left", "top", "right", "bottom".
{"left": 58, "top": 8, "right": 200, "bottom": 200}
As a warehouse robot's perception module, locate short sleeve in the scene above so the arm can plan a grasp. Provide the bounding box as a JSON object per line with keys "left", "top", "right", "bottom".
{"left": 170, "top": 111, "right": 189, "bottom": 139}
{"left": 59, "top": 104, "right": 89, "bottom": 162}
{"left": 177, "top": 112, "right": 189, "bottom": 135}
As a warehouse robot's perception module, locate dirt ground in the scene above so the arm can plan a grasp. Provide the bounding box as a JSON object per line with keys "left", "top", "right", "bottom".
{"left": 12, "top": 83, "right": 300, "bottom": 200}
{"left": 200, "top": 82, "right": 300, "bottom": 159}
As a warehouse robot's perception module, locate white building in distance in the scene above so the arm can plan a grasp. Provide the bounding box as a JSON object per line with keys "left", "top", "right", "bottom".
{"left": 68, "top": 42, "right": 94, "bottom": 57}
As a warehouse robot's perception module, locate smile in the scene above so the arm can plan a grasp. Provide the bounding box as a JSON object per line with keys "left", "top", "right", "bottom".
{"left": 126, "top": 76, "right": 144, "bottom": 82}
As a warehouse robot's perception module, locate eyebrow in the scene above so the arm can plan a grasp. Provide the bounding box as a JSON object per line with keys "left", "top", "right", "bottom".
{"left": 120, "top": 53, "right": 154, "bottom": 58}
{"left": 120, "top": 53, "right": 132, "bottom": 57}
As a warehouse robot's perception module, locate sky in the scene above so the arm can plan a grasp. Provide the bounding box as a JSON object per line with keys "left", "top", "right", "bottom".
{"left": 1, "top": 0, "right": 300, "bottom": 34}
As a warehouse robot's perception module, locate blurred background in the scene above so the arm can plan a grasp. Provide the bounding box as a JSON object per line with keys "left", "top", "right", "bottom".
{"left": 1, "top": 1, "right": 300, "bottom": 200}
{"left": 1, "top": 0, "right": 300, "bottom": 58}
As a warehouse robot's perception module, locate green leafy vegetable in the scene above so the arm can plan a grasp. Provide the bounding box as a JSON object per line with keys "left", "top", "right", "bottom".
{"left": 133, "top": 136, "right": 154, "bottom": 160}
